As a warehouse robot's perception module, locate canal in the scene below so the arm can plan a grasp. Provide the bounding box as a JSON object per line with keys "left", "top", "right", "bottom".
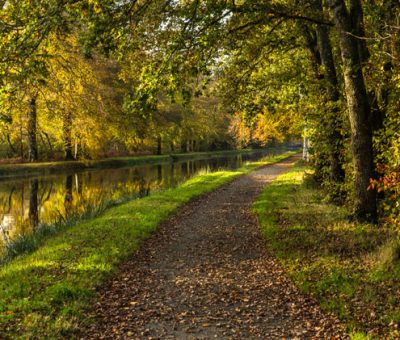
{"left": 0, "top": 149, "right": 286, "bottom": 248}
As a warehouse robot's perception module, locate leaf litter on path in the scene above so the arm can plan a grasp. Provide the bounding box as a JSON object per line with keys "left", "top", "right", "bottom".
{"left": 80, "top": 155, "right": 346, "bottom": 339}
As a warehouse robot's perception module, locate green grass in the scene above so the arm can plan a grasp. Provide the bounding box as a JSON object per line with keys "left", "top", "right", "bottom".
{"left": 0, "top": 150, "right": 298, "bottom": 338}
{"left": 1, "top": 193, "right": 140, "bottom": 264}
{"left": 0, "top": 147, "right": 290, "bottom": 179}
{"left": 254, "top": 164, "right": 400, "bottom": 339}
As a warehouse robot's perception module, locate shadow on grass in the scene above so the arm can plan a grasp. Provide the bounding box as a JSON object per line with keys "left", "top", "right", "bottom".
{"left": 254, "top": 167, "right": 400, "bottom": 338}
{"left": 276, "top": 211, "right": 391, "bottom": 259}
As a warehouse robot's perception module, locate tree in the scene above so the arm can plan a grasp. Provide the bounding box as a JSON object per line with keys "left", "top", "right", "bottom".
{"left": 160, "top": 0, "right": 377, "bottom": 220}
{"left": 328, "top": 0, "right": 377, "bottom": 220}
{"left": 2, "top": 0, "right": 399, "bottom": 224}
{"left": 0, "top": 0, "right": 81, "bottom": 161}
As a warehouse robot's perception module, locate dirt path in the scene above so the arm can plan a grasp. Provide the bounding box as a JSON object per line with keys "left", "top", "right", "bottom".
{"left": 81, "top": 155, "right": 345, "bottom": 339}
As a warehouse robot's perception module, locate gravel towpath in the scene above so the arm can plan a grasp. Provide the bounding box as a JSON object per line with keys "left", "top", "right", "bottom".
{"left": 81, "top": 155, "right": 346, "bottom": 339}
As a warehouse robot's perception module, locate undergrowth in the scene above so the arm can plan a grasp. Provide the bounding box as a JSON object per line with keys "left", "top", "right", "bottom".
{"left": 254, "top": 164, "right": 400, "bottom": 339}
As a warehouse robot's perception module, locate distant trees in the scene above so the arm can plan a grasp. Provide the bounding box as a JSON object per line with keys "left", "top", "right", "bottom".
{"left": 0, "top": 1, "right": 235, "bottom": 161}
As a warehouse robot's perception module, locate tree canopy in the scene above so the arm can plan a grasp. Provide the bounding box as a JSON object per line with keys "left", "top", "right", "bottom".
{"left": 0, "top": 0, "right": 399, "bottom": 222}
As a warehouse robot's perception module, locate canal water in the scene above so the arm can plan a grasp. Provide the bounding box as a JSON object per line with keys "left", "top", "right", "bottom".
{"left": 0, "top": 149, "right": 284, "bottom": 247}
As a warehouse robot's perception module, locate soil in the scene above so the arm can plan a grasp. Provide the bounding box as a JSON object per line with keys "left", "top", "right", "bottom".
{"left": 80, "top": 155, "right": 346, "bottom": 339}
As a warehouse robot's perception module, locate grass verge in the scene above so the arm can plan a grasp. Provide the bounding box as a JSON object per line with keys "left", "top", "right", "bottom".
{"left": 1, "top": 191, "right": 147, "bottom": 265}
{"left": 253, "top": 164, "right": 400, "bottom": 339}
{"left": 0, "top": 150, "right": 298, "bottom": 338}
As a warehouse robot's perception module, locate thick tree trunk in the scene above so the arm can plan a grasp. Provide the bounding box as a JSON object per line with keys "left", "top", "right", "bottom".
{"left": 329, "top": 0, "right": 377, "bottom": 220}
{"left": 27, "top": 97, "right": 38, "bottom": 162}
{"left": 63, "top": 112, "right": 74, "bottom": 161}
{"left": 349, "top": 0, "right": 370, "bottom": 64}
{"left": 314, "top": 1, "right": 345, "bottom": 184}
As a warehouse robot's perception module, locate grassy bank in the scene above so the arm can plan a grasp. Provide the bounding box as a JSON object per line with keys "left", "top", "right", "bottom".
{"left": 254, "top": 164, "right": 400, "bottom": 339}
{"left": 0, "top": 147, "right": 290, "bottom": 179}
{"left": 0, "top": 151, "right": 298, "bottom": 338}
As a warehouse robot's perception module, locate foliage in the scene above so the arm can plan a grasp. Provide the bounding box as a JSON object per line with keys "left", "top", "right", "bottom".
{"left": 0, "top": 0, "right": 240, "bottom": 160}
{"left": 371, "top": 70, "right": 400, "bottom": 227}
{"left": 1, "top": 0, "right": 399, "bottom": 223}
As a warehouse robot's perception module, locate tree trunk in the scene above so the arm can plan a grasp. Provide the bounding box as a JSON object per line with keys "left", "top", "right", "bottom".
{"left": 329, "top": 0, "right": 377, "bottom": 220}
{"left": 314, "top": 0, "right": 345, "bottom": 184}
{"left": 38, "top": 132, "right": 47, "bottom": 158}
{"left": 27, "top": 97, "right": 38, "bottom": 162}
{"left": 300, "top": 25, "right": 322, "bottom": 77}
{"left": 20, "top": 124, "right": 24, "bottom": 159}
{"left": 63, "top": 112, "right": 74, "bottom": 161}
{"left": 181, "top": 140, "right": 187, "bottom": 153}
{"left": 157, "top": 164, "right": 162, "bottom": 183}
{"left": 301, "top": 19, "right": 344, "bottom": 187}
{"left": 349, "top": 0, "right": 370, "bottom": 64}
{"left": 42, "top": 131, "right": 54, "bottom": 158}
{"left": 5, "top": 133, "right": 16, "bottom": 155}
{"left": 156, "top": 135, "right": 162, "bottom": 155}
{"left": 74, "top": 140, "right": 79, "bottom": 160}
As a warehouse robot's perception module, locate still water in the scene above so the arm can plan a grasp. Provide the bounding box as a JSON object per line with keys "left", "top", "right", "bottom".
{"left": 0, "top": 150, "right": 281, "bottom": 246}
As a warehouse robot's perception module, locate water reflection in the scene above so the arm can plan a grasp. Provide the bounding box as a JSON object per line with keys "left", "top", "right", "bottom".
{"left": 29, "top": 179, "right": 39, "bottom": 231}
{"left": 0, "top": 151, "right": 278, "bottom": 247}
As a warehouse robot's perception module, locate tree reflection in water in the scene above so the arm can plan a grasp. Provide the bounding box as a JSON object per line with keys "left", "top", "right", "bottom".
{"left": 0, "top": 151, "right": 274, "bottom": 247}
{"left": 29, "top": 179, "right": 39, "bottom": 230}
